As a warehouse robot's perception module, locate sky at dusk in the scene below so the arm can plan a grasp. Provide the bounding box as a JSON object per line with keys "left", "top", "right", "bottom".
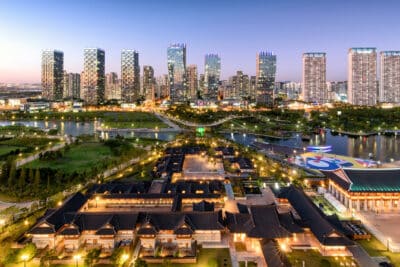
{"left": 1, "top": 0, "right": 400, "bottom": 83}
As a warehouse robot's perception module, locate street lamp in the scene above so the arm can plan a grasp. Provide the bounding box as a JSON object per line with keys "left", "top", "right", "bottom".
{"left": 121, "top": 253, "right": 129, "bottom": 264}
{"left": 73, "top": 254, "right": 81, "bottom": 267}
{"left": 21, "top": 254, "right": 28, "bottom": 267}
{"left": 95, "top": 196, "right": 99, "bottom": 208}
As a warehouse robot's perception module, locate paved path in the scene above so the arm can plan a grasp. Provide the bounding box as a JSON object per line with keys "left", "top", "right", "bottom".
{"left": 348, "top": 245, "right": 380, "bottom": 267}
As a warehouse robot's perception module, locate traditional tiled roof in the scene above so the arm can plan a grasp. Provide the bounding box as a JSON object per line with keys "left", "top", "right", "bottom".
{"left": 193, "top": 200, "right": 214, "bottom": 212}
{"left": 345, "top": 168, "right": 400, "bottom": 192}
{"left": 279, "top": 186, "right": 353, "bottom": 246}
{"left": 226, "top": 205, "right": 297, "bottom": 239}
{"left": 29, "top": 192, "right": 87, "bottom": 234}
{"left": 260, "top": 239, "right": 291, "bottom": 267}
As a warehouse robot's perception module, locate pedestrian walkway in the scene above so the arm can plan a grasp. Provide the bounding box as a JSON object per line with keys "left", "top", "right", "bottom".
{"left": 348, "top": 245, "right": 379, "bottom": 267}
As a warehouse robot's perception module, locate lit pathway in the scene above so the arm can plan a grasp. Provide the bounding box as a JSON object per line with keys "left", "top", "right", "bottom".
{"left": 348, "top": 245, "right": 379, "bottom": 267}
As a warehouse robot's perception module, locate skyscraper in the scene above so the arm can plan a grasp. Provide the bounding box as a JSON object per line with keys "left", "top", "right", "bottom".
{"left": 186, "top": 65, "right": 198, "bottom": 99}
{"left": 380, "top": 51, "right": 400, "bottom": 103}
{"left": 143, "top": 66, "right": 155, "bottom": 101}
{"left": 41, "top": 50, "right": 64, "bottom": 101}
{"left": 302, "top": 53, "right": 327, "bottom": 103}
{"left": 256, "top": 51, "right": 276, "bottom": 106}
{"left": 63, "top": 72, "right": 80, "bottom": 99}
{"left": 121, "top": 50, "right": 140, "bottom": 103}
{"left": 232, "top": 71, "right": 250, "bottom": 99}
{"left": 105, "top": 72, "right": 120, "bottom": 100}
{"left": 348, "top": 48, "right": 377, "bottom": 106}
{"left": 167, "top": 44, "right": 187, "bottom": 102}
{"left": 81, "top": 48, "right": 105, "bottom": 105}
{"left": 204, "top": 54, "right": 221, "bottom": 100}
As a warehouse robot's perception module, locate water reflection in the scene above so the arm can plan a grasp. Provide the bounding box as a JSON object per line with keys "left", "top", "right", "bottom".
{"left": 225, "top": 131, "right": 400, "bottom": 162}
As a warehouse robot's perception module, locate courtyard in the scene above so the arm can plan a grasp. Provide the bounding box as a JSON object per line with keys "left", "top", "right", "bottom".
{"left": 181, "top": 154, "right": 225, "bottom": 181}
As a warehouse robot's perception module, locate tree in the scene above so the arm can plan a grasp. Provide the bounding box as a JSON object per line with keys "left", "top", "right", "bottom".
{"left": 8, "top": 163, "right": 16, "bottom": 188}
{"left": 34, "top": 169, "right": 41, "bottom": 192}
{"left": 134, "top": 259, "right": 148, "bottom": 267}
{"left": 18, "top": 168, "right": 26, "bottom": 190}
{"left": 84, "top": 248, "right": 101, "bottom": 267}
{"left": 28, "top": 168, "right": 34, "bottom": 184}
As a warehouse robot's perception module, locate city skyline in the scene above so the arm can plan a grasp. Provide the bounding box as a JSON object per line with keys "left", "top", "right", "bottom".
{"left": 1, "top": 0, "right": 400, "bottom": 83}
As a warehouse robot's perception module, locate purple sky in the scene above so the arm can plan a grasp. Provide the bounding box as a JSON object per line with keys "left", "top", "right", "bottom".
{"left": 0, "top": 0, "right": 399, "bottom": 83}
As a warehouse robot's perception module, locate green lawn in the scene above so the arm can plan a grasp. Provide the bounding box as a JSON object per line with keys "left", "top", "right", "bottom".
{"left": 287, "top": 250, "right": 357, "bottom": 267}
{"left": 148, "top": 248, "right": 232, "bottom": 267}
{"left": 358, "top": 236, "right": 400, "bottom": 265}
{"left": 0, "top": 145, "right": 22, "bottom": 156}
{"left": 24, "top": 142, "right": 142, "bottom": 175}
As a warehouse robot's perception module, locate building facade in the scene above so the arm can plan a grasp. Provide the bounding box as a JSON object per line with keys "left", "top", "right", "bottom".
{"left": 348, "top": 48, "right": 377, "bottom": 106}
{"left": 186, "top": 65, "right": 198, "bottom": 100}
{"left": 256, "top": 51, "right": 276, "bottom": 106}
{"left": 41, "top": 50, "right": 64, "bottom": 101}
{"left": 121, "top": 50, "right": 140, "bottom": 103}
{"left": 231, "top": 71, "right": 249, "bottom": 99}
{"left": 302, "top": 53, "right": 327, "bottom": 103}
{"left": 204, "top": 54, "right": 221, "bottom": 100}
{"left": 63, "top": 72, "right": 80, "bottom": 99}
{"left": 143, "top": 66, "right": 155, "bottom": 102}
{"left": 380, "top": 51, "right": 400, "bottom": 103}
{"left": 105, "top": 72, "right": 120, "bottom": 100}
{"left": 167, "top": 44, "right": 187, "bottom": 102}
{"left": 81, "top": 48, "right": 105, "bottom": 105}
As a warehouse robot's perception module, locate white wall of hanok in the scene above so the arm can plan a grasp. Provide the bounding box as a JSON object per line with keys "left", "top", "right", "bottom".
{"left": 32, "top": 234, "right": 55, "bottom": 249}
{"left": 193, "top": 230, "right": 221, "bottom": 244}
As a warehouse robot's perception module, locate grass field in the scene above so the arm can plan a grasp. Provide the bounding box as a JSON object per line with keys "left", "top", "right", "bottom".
{"left": 358, "top": 236, "right": 400, "bottom": 265}
{"left": 25, "top": 142, "right": 116, "bottom": 173}
{"left": 0, "top": 145, "right": 22, "bottom": 156}
{"left": 147, "top": 248, "right": 232, "bottom": 267}
{"left": 287, "top": 250, "right": 357, "bottom": 267}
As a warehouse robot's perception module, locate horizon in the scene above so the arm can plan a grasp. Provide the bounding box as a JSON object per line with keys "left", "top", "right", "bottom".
{"left": 1, "top": 0, "right": 400, "bottom": 83}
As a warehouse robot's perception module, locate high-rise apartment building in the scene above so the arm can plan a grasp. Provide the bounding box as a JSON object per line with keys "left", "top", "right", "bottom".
{"left": 380, "top": 51, "right": 400, "bottom": 103}
{"left": 81, "top": 48, "right": 105, "bottom": 105}
{"left": 186, "top": 65, "right": 198, "bottom": 99}
{"left": 232, "top": 71, "right": 250, "bottom": 99}
{"left": 143, "top": 66, "right": 155, "bottom": 101}
{"left": 302, "top": 53, "right": 327, "bottom": 103}
{"left": 348, "top": 48, "right": 377, "bottom": 106}
{"left": 63, "top": 72, "right": 80, "bottom": 99}
{"left": 121, "top": 50, "right": 140, "bottom": 103}
{"left": 167, "top": 44, "right": 187, "bottom": 102}
{"left": 105, "top": 72, "right": 120, "bottom": 100}
{"left": 41, "top": 50, "right": 64, "bottom": 101}
{"left": 204, "top": 54, "right": 221, "bottom": 100}
{"left": 256, "top": 51, "right": 276, "bottom": 106}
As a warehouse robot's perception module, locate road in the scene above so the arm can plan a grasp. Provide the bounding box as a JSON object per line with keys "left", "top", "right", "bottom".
{"left": 348, "top": 245, "right": 380, "bottom": 267}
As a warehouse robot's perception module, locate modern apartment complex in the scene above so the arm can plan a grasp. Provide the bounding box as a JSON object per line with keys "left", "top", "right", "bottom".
{"left": 143, "top": 66, "right": 155, "bottom": 101}
{"left": 380, "top": 51, "right": 400, "bottom": 103}
{"left": 302, "top": 53, "right": 327, "bottom": 103}
{"left": 348, "top": 48, "right": 377, "bottom": 106}
{"left": 81, "top": 48, "right": 105, "bottom": 105}
{"left": 41, "top": 50, "right": 64, "bottom": 101}
{"left": 186, "top": 65, "right": 198, "bottom": 99}
{"left": 121, "top": 50, "right": 140, "bottom": 103}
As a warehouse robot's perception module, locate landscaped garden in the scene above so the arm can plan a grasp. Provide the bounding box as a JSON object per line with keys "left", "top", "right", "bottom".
{"left": 287, "top": 250, "right": 357, "bottom": 267}
{"left": 358, "top": 236, "right": 400, "bottom": 265}
{"left": 0, "top": 137, "right": 146, "bottom": 200}
{"left": 147, "top": 248, "right": 232, "bottom": 267}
